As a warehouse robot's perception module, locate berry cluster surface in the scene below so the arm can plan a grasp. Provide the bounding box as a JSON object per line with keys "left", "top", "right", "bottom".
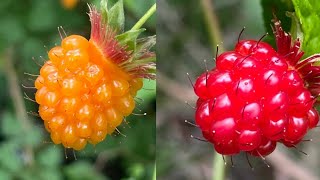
{"left": 194, "top": 20, "right": 320, "bottom": 156}
{"left": 35, "top": 35, "right": 143, "bottom": 150}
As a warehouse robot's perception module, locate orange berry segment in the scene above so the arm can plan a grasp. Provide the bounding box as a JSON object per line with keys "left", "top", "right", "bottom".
{"left": 40, "top": 61, "right": 57, "bottom": 77}
{"left": 61, "top": 124, "right": 77, "bottom": 148}
{"left": 114, "top": 94, "right": 135, "bottom": 116}
{"left": 60, "top": 75, "right": 83, "bottom": 96}
{"left": 72, "top": 138, "right": 87, "bottom": 150}
{"left": 130, "top": 78, "right": 143, "bottom": 94}
{"left": 58, "top": 97, "right": 80, "bottom": 113}
{"left": 75, "top": 120, "right": 92, "bottom": 138}
{"left": 44, "top": 71, "right": 59, "bottom": 90}
{"left": 105, "top": 107, "right": 123, "bottom": 134}
{"left": 51, "top": 131, "right": 62, "bottom": 144}
{"left": 43, "top": 91, "right": 61, "bottom": 107}
{"left": 93, "top": 83, "right": 112, "bottom": 103}
{"left": 88, "top": 130, "right": 107, "bottom": 145}
{"left": 76, "top": 103, "right": 95, "bottom": 121}
{"left": 92, "top": 112, "right": 108, "bottom": 131}
{"left": 39, "top": 105, "right": 56, "bottom": 121}
{"left": 85, "top": 63, "right": 105, "bottom": 85}
{"left": 35, "top": 87, "right": 49, "bottom": 105}
{"left": 35, "top": 76, "right": 44, "bottom": 90}
{"left": 65, "top": 49, "right": 89, "bottom": 70}
{"left": 48, "top": 114, "right": 67, "bottom": 131}
{"left": 48, "top": 46, "right": 64, "bottom": 66}
{"left": 62, "top": 35, "right": 89, "bottom": 51}
{"left": 111, "top": 79, "right": 130, "bottom": 96}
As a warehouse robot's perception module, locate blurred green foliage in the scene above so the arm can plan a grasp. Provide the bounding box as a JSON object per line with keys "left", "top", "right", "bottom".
{"left": 0, "top": 0, "right": 155, "bottom": 179}
{"left": 291, "top": 0, "right": 320, "bottom": 57}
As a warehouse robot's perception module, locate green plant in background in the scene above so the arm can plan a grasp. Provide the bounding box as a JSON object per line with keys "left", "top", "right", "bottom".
{"left": 0, "top": 0, "right": 155, "bottom": 179}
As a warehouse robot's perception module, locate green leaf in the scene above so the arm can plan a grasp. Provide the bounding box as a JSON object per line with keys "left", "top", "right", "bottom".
{"left": 285, "top": 11, "right": 303, "bottom": 41}
{"left": 0, "top": 16, "right": 25, "bottom": 50}
{"left": 292, "top": 0, "right": 320, "bottom": 57}
{"left": 36, "top": 146, "right": 62, "bottom": 168}
{"left": 135, "top": 35, "right": 156, "bottom": 58}
{"left": 127, "top": 163, "right": 145, "bottom": 179}
{"left": 0, "top": 142, "right": 23, "bottom": 172}
{"left": 23, "top": 127, "right": 43, "bottom": 147}
{"left": 20, "top": 38, "right": 46, "bottom": 74}
{"left": 137, "top": 79, "right": 156, "bottom": 105}
{"left": 108, "top": 0, "right": 125, "bottom": 31}
{"left": 100, "top": 0, "right": 109, "bottom": 25}
{"left": 120, "top": 113, "right": 155, "bottom": 161}
{"left": 0, "top": 169, "right": 12, "bottom": 180}
{"left": 27, "top": 0, "right": 57, "bottom": 32}
{"left": 116, "top": 28, "right": 145, "bottom": 51}
{"left": 1, "top": 112, "right": 22, "bottom": 137}
{"left": 64, "top": 161, "right": 105, "bottom": 180}
{"left": 16, "top": 169, "right": 37, "bottom": 180}
{"left": 38, "top": 168, "right": 62, "bottom": 180}
{"left": 0, "top": 0, "right": 10, "bottom": 12}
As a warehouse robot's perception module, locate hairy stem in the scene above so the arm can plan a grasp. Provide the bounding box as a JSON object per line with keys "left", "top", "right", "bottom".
{"left": 131, "top": 3, "right": 156, "bottom": 30}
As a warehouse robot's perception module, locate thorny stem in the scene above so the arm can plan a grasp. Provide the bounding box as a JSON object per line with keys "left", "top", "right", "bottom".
{"left": 199, "top": 1, "right": 226, "bottom": 179}
{"left": 3, "top": 48, "right": 34, "bottom": 166}
{"left": 131, "top": 3, "right": 156, "bottom": 30}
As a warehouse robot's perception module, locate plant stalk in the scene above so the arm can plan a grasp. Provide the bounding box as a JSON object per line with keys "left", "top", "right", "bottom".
{"left": 131, "top": 3, "right": 156, "bottom": 30}
{"left": 213, "top": 152, "right": 225, "bottom": 180}
{"left": 199, "top": 0, "right": 226, "bottom": 179}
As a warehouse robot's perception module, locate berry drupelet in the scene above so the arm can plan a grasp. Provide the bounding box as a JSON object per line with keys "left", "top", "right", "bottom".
{"left": 194, "top": 18, "right": 320, "bottom": 157}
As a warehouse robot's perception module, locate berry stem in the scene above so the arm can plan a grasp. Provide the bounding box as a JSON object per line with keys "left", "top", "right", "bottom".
{"left": 199, "top": 1, "right": 227, "bottom": 179}
{"left": 153, "top": 164, "right": 156, "bottom": 180}
{"left": 200, "top": 0, "right": 225, "bottom": 52}
{"left": 3, "top": 48, "right": 34, "bottom": 166}
{"left": 131, "top": 3, "right": 156, "bottom": 30}
{"left": 213, "top": 152, "right": 226, "bottom": 180}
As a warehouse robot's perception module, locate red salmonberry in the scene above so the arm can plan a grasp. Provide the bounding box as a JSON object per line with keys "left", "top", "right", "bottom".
{"left": 194, "top": 18, "right": 320, "bottom": 157}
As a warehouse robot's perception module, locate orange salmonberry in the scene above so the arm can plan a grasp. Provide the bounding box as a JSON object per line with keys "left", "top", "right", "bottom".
{"left": 35, "top": 4, "right": 155, "bottom": 150}
{"left": 61, "top": 0, "right": 79, "bottom": 10}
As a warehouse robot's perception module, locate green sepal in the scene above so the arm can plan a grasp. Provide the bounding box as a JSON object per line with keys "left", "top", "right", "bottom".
{"left": 100, "top": 0, "right": 125, "bottom": 32}
{"left": 116, "top": 28, "right": 145, "bottom": 52}
{"left": 135, "top": 35, "right": 156, "bottom": 58}
{"left": 124, "top": 56, "right": 156, "bottom": 70}
{"left": 100, "top": 0, "right": 109, "bottom": 25}
{"left": 286, "top": 12, "right": 303, "bottom": 42}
